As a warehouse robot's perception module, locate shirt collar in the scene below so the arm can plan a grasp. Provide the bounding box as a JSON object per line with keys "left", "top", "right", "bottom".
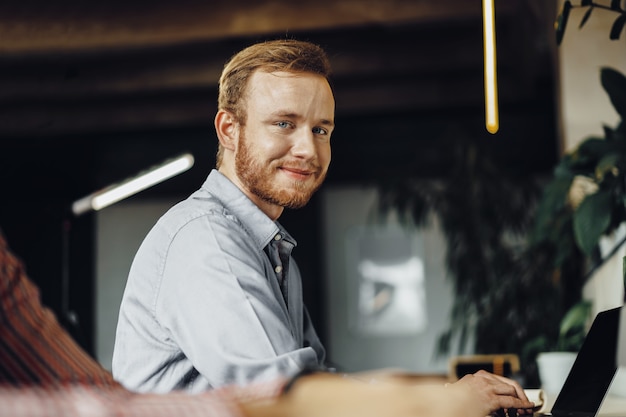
{"left": 202, "top": 169, "right": 296, "bottom": 249}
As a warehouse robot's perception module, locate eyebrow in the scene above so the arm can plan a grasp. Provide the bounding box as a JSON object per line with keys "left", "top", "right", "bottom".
{"left": 319, "top": 118, "right": 335, "bottom": 129}
{"left": 271, "top": 111, "right": 335, "bottom": 128}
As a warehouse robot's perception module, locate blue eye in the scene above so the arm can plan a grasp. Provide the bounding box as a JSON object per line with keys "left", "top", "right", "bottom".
{"left": 313, "top": 126, "right": 328, "bottom": 135}
{"left": 276, "top": 121, "right": 291, "bottom": 129}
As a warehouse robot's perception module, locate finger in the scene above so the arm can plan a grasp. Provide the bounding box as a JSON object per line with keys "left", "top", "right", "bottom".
{"left": 489, "top": 405, "right": 534, "bottom": 417}
{"left": 493, "top": 384, "right": 518, "bottom": 397}
{"left": 493, "top": 375, "right": 527, "bottom": 398}
{"left": 476, "top": 371, "right": 529, "bottom": 401}
{"left": 497, "top": 396, "right": 535, "bottom": 410}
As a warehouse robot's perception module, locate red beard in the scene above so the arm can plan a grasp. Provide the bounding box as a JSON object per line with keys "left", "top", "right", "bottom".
{"left": 235, "top": 132, "right": 326, "bottom": 209}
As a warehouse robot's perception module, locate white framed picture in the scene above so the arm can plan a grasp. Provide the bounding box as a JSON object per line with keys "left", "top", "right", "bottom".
{"left": 345, "top": 225, "right": 427, "bottom": 336}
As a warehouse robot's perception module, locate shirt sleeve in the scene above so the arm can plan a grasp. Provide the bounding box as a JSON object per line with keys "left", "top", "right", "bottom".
{"left": 156, "top": 215, "right": 319, "bottom": 387}
{"left": 0, "top": 232, "right": 118, "bottom": 387}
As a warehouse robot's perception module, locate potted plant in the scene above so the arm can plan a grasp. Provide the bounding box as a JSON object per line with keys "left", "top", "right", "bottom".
{"left": 522, "top": 300, "right": 592, "bottom": 393}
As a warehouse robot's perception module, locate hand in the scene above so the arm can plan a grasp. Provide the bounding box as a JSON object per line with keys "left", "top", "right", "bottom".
{"left": 453, "top": 370, "right": 535, "bottom": 416}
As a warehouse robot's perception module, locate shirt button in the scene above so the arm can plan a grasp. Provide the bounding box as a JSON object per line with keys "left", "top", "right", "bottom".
{"left": 275, "top": 265, "right": 283, "bottom": 274}
{"left": 274, "top": 234, "right": 282, "bottom": 241}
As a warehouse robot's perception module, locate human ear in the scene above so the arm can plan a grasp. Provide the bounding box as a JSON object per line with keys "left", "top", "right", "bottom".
{"left": 214, "top": 110, "right": 239, "bottom": 151}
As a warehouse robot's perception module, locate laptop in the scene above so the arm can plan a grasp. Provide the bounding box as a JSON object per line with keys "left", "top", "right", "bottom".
{"left": 540, "top": 306, "right": 621, "bottom": 417}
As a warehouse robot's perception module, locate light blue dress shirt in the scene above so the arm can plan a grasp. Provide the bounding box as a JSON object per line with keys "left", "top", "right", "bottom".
{"left": 112, "top": 169, "right": 326, "bottom": 393}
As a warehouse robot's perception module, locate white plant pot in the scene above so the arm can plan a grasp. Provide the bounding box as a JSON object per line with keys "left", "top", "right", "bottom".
{"left": 536, "top": 351, "right": 577, "bottom": 395}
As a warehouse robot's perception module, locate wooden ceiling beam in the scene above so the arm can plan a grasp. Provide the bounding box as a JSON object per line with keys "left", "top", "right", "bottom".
{"left": 0, "top": 0, "right": 517, "bottom": 53}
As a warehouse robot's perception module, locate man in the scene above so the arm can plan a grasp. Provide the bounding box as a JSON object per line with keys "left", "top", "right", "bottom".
{"left": 0, "top": 229, "right": 537, "bottom": 417}
{"left": 113, "top": 38, "right": 332, "bottom": 393}
{"left": 111, "top": 38, "right": 534, "bottom": 409}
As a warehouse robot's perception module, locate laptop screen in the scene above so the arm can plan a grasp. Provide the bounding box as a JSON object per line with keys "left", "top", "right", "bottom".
{"left": 550, "top": 307, "right": 620, "bottom": 417}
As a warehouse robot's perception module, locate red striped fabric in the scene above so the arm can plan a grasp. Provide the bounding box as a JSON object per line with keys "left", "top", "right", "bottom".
{"left": 0, "top": 232, "right": 117, "bottom": 387}
{"left": 0, "top": 385, "right": 247, "bottom": 417}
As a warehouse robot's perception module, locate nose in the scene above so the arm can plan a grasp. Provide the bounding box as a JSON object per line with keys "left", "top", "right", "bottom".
{"left": 291, "top": 128, "right": 316, "bottom": 159}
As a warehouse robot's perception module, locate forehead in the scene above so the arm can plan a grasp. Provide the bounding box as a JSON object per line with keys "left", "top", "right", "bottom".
{"left": 247, "top": 70, "right": 331, "bottom": 95}
{"left": 246, "top": 70, "right": 335, "bottom": 114}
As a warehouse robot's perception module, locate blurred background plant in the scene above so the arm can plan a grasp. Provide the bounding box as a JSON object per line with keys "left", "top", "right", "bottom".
{"left": 374, "top": 0, "right": 626, "bottom": 386}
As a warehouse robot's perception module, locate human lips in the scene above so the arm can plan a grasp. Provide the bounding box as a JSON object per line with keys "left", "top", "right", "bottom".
{"left": 279, "top": 165, "right": 318, "bottom": 180}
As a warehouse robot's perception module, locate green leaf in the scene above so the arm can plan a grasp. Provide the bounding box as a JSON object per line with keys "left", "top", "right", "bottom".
{"left": 554, "top": 157, "right": 576, "bottom": 178}
{"left": 544, "top": 177, "right": 574, "bottom": 210}
{"left": 573, "top": 189, "right": 613, "bottom": 255}
{"left": 529, "top": 177, "right": 575, "bottom": 248}
{"left": 610, "top": 14, "right": 626, "bottom": 40}
{"left": 595, "top": 152, "right": 621, "bottom": 180}
{"left": 579, "top": 7, "right": 594, "bottom": 29}
{"left": 559, "top": 301, "right": 592, "bottom": 338}
{"left": 601, "top": 67, "right": 626, "bottom": 120}
{"left": 522, "top": 335, "right": 550, "bottom": 357}
{"left": 532, "top": 176, "right": 572, "bottom": 227}
{"left": 556, "top": 1, "right": 573, "bottom": 45}
{"left": 569, "top": 138, "right": 614, "bottom": 173}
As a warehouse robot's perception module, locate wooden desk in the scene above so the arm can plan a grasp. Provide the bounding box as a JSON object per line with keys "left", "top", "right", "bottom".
{"left": 598, "top": 395, "right": 626, "bottom": 417}
{"left": 540, "top": 394, "right": 626, "bottom": 416}
{"left": 535, "top": 391, "right": 626, "bottom": 416}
